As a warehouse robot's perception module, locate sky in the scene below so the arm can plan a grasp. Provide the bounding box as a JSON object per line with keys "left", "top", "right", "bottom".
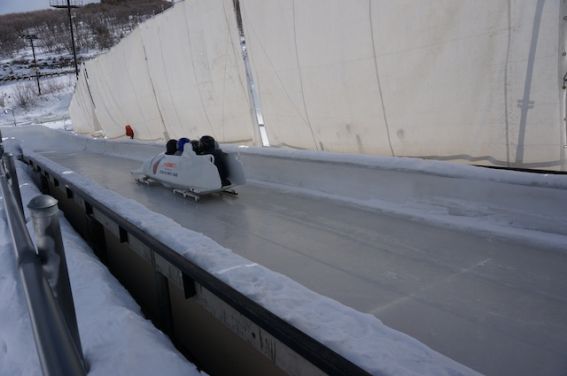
{"left": 0, "top": 0, "right": 99, "bottom": 15}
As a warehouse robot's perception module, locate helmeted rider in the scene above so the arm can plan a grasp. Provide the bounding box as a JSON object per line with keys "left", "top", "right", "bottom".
{"left": 200, "top": 135, "right": 230, "bottom": 186}
{"left": 165, "top": 139, "right": 178, "bottom": 155}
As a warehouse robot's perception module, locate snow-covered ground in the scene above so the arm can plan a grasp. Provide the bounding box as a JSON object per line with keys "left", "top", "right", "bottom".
{"left": 0, "top": 163, "right": 202, "bottom": 376}
{"left": 0, "top": 75, "right": 74, "bottom": 128}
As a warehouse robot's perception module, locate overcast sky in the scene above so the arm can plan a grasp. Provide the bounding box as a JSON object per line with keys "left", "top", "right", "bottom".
{"left": 0, "top": 0, "right": 100, "bottom": 15}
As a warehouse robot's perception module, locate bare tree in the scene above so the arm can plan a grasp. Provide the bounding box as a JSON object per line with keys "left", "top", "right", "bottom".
{"left": 0, "top": 0, "right": 172, "bottom": 58}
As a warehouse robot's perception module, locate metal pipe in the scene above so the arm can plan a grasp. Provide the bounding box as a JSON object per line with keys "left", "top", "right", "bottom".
{"left": 3, "top": 153, "right": 24, "bottom": 215}
{"left": 0, "top": 170, "right": 86, "bottom": 376}
{"left": 232, "top": 0, "right": 270, "bottom": 147}
{"left": 67, "top": 0, "right": 79, "bottom": 78}
{"left": 28, "top": 194, "right": 85, "bottom": 369}
{"left": 30, "top": 37, "right": 41, "bottom": 95}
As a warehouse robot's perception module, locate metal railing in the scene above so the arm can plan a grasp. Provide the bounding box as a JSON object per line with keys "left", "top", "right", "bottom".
{"left": 0, "top": 148, "right": 86, "bottom": 375}
{"left": 0, "top": 70, "right": 76, "bottom": 84}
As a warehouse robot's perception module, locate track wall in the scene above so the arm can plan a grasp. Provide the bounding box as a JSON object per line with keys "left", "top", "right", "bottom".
{"left": 69, "top": 0, "right": 566, "bottom": 170}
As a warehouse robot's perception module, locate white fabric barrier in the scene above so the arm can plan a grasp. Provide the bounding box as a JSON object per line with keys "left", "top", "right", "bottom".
{"left": 139, "top": 0, "right": 258, "bottom": 143}
{"left": 71, "top": 0, "right": 256, "bottom": 144}
{"left": 69, "top": 0, "right": 566, "bottom": 170}
{"left": 82, "top": 29, "right": 167, "bottom": 140}
{"left": 68, "top": 66, "right": 99, "bottom": 135}
{"left": 240, "top": 0, "right": 566, "bottom": 170}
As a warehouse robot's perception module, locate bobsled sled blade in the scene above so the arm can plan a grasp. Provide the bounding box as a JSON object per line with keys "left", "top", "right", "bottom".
{"left": 135, "top": 176, "right": 153, "bottom": 185}
{"left": 173, "top": 188, "right": 201, "bottom": 201}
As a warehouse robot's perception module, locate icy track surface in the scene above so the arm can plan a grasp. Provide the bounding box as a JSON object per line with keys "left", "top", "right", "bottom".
{"left": 35, "top": 149, "right": 567, "bottom": 376}
{"left": 20, "top": 152, "right": 480, "bottom": 376}
{"left": 3, "top": 125, "right": 567, "bottom": 376}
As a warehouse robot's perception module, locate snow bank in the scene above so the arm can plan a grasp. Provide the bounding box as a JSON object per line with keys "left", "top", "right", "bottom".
{"left": 28, "top": 151, "right": 479, "bottom": 375}
{"left": 0, "top": 162, "right": 201, "bottom": 376}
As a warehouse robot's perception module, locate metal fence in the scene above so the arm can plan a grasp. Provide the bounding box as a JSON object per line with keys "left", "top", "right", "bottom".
{"left": 0, "top": 144, "right": 86, "bottom": 376}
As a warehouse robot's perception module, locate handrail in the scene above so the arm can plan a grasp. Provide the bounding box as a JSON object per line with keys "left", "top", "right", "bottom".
{"left": 24, "top": 152, "right": 372, "bottom": 376}
{"left": 0, "top": 155, "right": 86, "bottom": 376}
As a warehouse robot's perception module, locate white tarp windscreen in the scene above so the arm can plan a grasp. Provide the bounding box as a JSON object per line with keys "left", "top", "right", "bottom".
{"left": 240, "top": 0, "right": 565, "bottom": 170}
{"left": 70, "top": 0, "right": 256, "bottom": 144}
{"left": 82, "top": 29, "right": 168, "bottom": 140}
{"left": 68, "top": 65, "right": 99, "bottom": 135}
{"left": 139, "top": 0, "right": 257, "bottom": 143}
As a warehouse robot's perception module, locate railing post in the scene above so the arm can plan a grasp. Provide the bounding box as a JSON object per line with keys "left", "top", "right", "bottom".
{"left": 28, "top": 194, "right": 86, "bottom": 371}
{"left": 3, "top": 153, "right": 24, "bottom": 215}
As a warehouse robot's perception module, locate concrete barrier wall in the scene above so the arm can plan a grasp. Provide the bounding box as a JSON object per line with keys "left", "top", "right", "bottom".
{"left": 233, "top": 148, "right": 567, "bottom": 243}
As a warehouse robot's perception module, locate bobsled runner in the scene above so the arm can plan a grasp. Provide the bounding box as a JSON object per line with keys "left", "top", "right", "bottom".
{"left": 131, "top": 148, "right": 246, "bottom": 201}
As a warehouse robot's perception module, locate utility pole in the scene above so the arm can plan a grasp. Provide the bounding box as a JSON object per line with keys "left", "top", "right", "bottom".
{"left": 50, "top": 0, "right": 82, "bottom": 78}
{"left": 21, "top": 34, "right": 41, "bottom": 95}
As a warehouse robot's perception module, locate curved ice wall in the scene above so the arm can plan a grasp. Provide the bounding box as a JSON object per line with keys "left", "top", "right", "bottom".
{"left": 69, "top": 0, "right": 567, "bottom": 171}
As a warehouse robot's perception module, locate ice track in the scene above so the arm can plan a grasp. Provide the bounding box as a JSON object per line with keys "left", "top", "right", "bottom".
{"left": 37, "top": 150, "right": 567, "bottom": 376}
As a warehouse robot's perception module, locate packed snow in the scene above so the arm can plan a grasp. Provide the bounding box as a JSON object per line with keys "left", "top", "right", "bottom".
{"left": 0, "top": 75, "right": 74, "bottom": 128}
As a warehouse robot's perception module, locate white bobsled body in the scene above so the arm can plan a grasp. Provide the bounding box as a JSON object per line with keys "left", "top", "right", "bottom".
{"left": 132, "top": 149, "right": 246, "bottom": 198}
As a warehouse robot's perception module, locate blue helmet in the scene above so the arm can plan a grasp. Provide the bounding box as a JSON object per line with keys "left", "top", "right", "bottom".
{"left": 177, "top": 137, "right": 190, "bottom": 153}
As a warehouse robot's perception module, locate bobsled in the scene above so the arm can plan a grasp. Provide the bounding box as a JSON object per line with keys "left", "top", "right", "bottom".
{"left": 131, "top": 148, "right": 246, "bottom": 201}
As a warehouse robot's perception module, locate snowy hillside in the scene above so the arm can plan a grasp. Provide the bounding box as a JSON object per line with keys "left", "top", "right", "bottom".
{"left": 0, "top": 75, "right": 74, "bottom": 128}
